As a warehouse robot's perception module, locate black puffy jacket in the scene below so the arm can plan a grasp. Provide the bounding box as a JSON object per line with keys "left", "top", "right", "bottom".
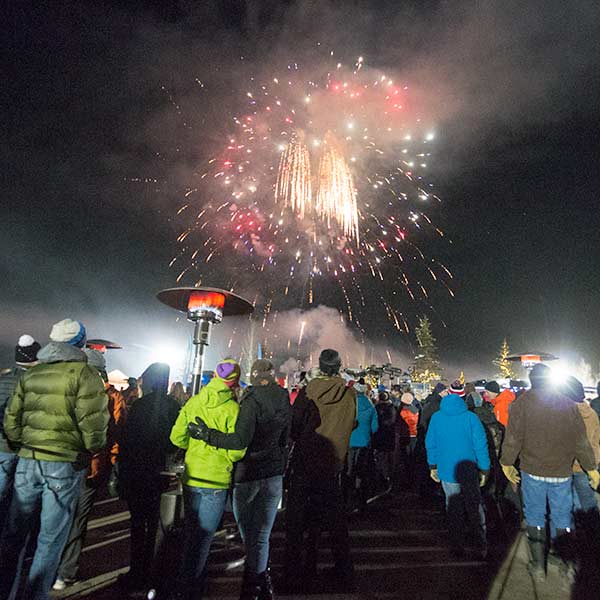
{"left": 206, "top": 381, "right": 291, "bottom": 483}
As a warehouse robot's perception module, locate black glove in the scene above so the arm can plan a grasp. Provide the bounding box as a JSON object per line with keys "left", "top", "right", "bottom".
{"left": 187, "top": 416, "right": 210, "bottom": 441}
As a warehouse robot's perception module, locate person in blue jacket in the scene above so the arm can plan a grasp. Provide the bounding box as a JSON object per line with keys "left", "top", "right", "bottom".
{"left": 345, "top": 379, "right": 379, "bottom": 511}
{"left": 425, "top": 393, "right": 490, "bottom": 557}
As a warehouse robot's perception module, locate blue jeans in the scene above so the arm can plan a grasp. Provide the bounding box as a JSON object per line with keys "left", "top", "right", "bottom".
{"left": 182, "top": 485, "right": 228, "bottom": 587}
{"left": 521, "top": 472, "right": 573, "bottom": 536}
{"left": 0, "top": 458, "right": 85, "bottom": 600}
{"left": 572, "top": 471, "right": 598, "bottom": 513}
{"left": 441, "top": 479, "right": 486, "bottom": 548}
{"left": 233, "top": 475, "right": 283, "bottom": 573}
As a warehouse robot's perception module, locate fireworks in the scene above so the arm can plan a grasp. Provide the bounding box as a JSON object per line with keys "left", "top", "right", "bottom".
{"left": 172, "top": 55, "right": 453, "bottom": 338}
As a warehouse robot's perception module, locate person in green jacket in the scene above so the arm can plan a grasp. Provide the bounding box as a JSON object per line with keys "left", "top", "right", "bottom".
{"left": 170, "top": 358, "right": 246, "bottom": 596}
{"left": 0, "top": 319, "right": 108, "bottom": 600}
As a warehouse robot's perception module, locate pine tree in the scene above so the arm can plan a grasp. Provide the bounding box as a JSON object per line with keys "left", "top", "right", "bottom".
{"left": 493, "top": 338, "right": 515, "bottom": 380}
{"left": 412, "top": 316, "right": 441, "bottom": 383}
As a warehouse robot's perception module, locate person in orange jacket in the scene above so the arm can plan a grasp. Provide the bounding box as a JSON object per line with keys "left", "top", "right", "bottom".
{"left": 483, "top": 381, "right": 515, "bottom": 427}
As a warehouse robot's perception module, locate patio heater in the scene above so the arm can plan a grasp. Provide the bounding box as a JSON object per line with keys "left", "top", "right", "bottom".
{"left": 156, "top": 286, "right": 254, "bottom": 394}
{"left": 507, "top": 351, "right": 558, "bottom": 372}
{"left": 86, "top": 339, "right": 122, "bottom": 353}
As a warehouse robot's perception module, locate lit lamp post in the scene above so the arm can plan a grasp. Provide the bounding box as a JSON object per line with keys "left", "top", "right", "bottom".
{"left": 156, "top": 287, "right": 254, "bottom": 394}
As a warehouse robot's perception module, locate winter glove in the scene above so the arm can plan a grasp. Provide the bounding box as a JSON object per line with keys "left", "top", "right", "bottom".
{"left": 587, "top": 469, "right": 600, "bottom": 491}
{"left": 430, "top": 468, "right": 440, "bottom": 483}
{"left": 187, "top": 416, "right": 210, "bottom": 441}
{"left": 501, "top": 464, "right": 520, "bottom": 485}
{"left": 479, "top": 471, "right": 488, "bottom": 487}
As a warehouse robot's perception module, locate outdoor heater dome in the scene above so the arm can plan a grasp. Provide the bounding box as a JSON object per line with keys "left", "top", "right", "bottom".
{"left": 85, "top": 339, "right": 122, "bottom": 353}
{"left": 157, "top": 286, "right": 254, "bottom": 394}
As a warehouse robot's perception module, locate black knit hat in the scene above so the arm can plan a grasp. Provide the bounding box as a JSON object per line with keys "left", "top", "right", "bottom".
{"left": 319, "top": 348, "right": 341, "bottom": 375}
{"left": 562, "top": 375, "right": 585, "bottom": 403}
{"left": 484, "top": 380, "right": 500, "bottom": 394}
{"left": 15, "top": 335, "right": 41, "bottom": 366}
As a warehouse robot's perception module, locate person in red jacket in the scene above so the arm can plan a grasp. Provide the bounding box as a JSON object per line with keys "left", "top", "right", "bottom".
{"left": 483, "top": 381, "right": 515, "bottom": 427}
{"left": 395, "top": 392, "right": 420, "bottom": 488}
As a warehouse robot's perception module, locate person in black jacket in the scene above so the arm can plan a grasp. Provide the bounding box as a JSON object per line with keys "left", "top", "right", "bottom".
{"left": 188, "top": 359, "right": 291, "bottom": 600}
{"left": 117, "top": 363, "right": 180, "bottom": 592}
{"left": 372, "top": 391, "right": 396, "bottom": 490}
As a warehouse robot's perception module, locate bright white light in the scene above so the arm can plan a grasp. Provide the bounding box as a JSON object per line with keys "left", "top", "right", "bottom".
{"left": 347, "top": 122, "right": 354, "bottom": 130}
{"left": 425, "top": 132, "right": 435, "bottom": 141}
{"left": 549, "top": 365, "right": 570, "bottom": 386}
{"left": 278, "top": 144, "right": 285, "bottom": 151}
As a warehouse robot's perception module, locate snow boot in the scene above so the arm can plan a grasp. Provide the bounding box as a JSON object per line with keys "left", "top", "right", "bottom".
{"left": 526, "top": 526, "right": 546, "bottom": 582}
{"left": 239, "top": 569, "right": 262, "bottom": 600}
{"left": 258, "top": 566, "right": 274, "bottom": 600}
{"left": 549, "top": 528, "right": 576, "bottom": 586}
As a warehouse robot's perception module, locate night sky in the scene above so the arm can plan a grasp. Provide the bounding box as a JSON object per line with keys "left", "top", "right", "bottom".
{"left": 3, "top": 1, "right": 600, "bottom": 380}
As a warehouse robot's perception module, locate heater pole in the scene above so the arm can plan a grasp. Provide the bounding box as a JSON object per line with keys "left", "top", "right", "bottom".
{"left": 191, "top": 319, "right": 212, "bottom": 395}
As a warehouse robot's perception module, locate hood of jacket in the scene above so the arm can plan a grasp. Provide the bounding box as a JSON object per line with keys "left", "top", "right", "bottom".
{"left": 307, "top": 375, "right": 352, "bottom": 406}
{"left": 202, "top": 376, "right": 238, "bottom": 408}
{"left": 440, "top": 393, "right": 468, "bottom": 416}
{"left": 37, "top": 342, "right": 87, "bottom": 364}
{"left": 356, "top": 393, "right": 373, "bottom": 414}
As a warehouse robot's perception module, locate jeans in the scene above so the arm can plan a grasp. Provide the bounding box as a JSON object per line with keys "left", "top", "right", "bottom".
{"left": 183, "top": 485, "right": 228, "bottom": 587}
{"left": 0, "top": 458, "right": 85, "bottom": 600}
{"left": 441, "top": 479, "right": 486, "bottom": 549}
{"left": 58, "top": 479, "right": 100, "bottom": 580}
{"left": 521, "top": 472, "right": 573, "bottom": 536}
{"left": 233, "top": 475, "right": 282, "bottom": 573}
{"left": 572, "top": 471, "right": 598, "bottom": 513}
{"left": 0, "top": 451, "right": 18, "bottom": 530}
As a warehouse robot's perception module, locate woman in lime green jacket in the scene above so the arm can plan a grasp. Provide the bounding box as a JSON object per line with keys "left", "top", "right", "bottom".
{"left": 170, "top": 359, "right": 246, "bottom": 595}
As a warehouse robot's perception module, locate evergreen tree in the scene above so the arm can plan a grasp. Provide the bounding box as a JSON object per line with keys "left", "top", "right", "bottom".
{"left": 412, "top": 316, "right": 441, "bottom": 383}
{"left": 493, "top": 338, "right": 515, "bottom": 379}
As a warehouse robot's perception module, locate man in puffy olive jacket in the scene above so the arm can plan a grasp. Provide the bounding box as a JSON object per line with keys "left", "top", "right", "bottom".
{"left": 0, "top": 319, "right": 108, "bottom": 600}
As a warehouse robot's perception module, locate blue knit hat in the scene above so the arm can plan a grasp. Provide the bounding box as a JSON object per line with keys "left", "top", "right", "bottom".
{"left": 50, "top": 319, "right": 87, "bottom": 348}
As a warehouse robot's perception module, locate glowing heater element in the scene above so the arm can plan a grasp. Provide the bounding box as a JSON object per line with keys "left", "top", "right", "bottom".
{"left": 187, "top": 291, "right": 226, "bottom": 322}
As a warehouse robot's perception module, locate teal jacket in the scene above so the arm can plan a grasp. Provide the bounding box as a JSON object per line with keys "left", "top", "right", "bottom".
{"left": 170, "top": 377, "right": 245, "bottom": 488}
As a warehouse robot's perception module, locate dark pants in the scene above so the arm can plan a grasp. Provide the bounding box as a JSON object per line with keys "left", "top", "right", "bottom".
{"left": 0, "top": 451, "right": 18, "bottom": 533}
{"left": 127, "top": 488, "right": 162, "bottom": 580}
{"left": 233, "top": 475, "right": 282, "bottom": 573}
{"left": 285, "top": 472, "right": 352, "bottom": 580}
{"left": 442, "top": 479, "right": 486, "bottom": 550}
{"left": 394, "top": 436, "right": 417, "bottom": 488}
{"left": 0, "top": 458, "right": 85, "bottom": 600}
{"left": 344, "top": 447, "right": 372, "bottom": 508}
{"left": 58, "top": 479, "right": 99, "bottom": 580}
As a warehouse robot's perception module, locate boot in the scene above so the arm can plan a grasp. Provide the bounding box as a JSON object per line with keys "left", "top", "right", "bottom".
{"left": 549, "top": 528, "right": 576, "bottom": 586}
{"left": 258, "top": 566, "right": 274, "bottom": 600}
{"left": 526, "top": 526, "right": 546, "bottom": 582}
{"left": 239, "top": 569, "right": 262, "bottom": 600}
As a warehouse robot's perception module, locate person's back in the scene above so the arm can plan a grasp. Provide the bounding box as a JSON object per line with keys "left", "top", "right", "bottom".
{"left": 0, "top": 320, "right": 108, "bottom": 600}
{"left": 306, "top": 374, "right": 356, "bottom": 474}
{"left": 350, "top": 391, "right": 378, "bottom": 448}
{"left": 232, "top": 380, "right": 290, "bottom": 483}
{"left": 502, "top": 387, "right": 594, "bottom": 477}
{"left": 426, "top": 394, "right": 490, "bottom": 483}
{"left": 373, "top": 398, "right": 396, "bottom": 451}
{"left": 170, "top": 375, "right": 245, "bottom": 488}
{"left": 5, "top": 341, "right": 108, "bottom": 461}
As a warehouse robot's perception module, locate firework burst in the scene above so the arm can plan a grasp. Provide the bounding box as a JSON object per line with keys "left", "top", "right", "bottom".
{"left": 172, "top": 54, "right": 453, "bottom": 338}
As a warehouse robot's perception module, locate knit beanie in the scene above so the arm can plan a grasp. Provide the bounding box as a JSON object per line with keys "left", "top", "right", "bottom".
{"left": 319, "top": 348, "right": 341, "bottom": 376}
{"left": 562, "top": 375, "right": 585, "bottom": 403}
{"left": 15, "top": 335, "right": 41, "bottom": 366}
{"left": 50, "top": 319, "right": 87, "bottom": 348}
{"left": 215, "top": 359, "right": 241, "bottom": 387}
{"left": 140, "top": 362, "right": 170, "bottom": 395}
{"left": 449, "top": 380, "right": 465, "bottom": 397}
{"left": 250, "top": 358, "right": 274, "bottom": 385}
{"left": 432, "top": 382, "right": 447, "bottom": 395}
{"left": 400, "top": 392, "right": 414, "bottom": 405}
{"left": 529, "top": 363, "right": 551, "bottom": 389}
{"left": 484, "top": 380, "right": 500, "bottom": 395}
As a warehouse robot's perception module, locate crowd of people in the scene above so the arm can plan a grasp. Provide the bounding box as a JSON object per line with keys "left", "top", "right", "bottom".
{"left": 1, "top": 318, "right": 600, "bottom": 600}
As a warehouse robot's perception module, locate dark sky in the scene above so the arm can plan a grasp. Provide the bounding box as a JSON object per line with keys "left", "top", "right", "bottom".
{"left": 2, "top": 0, "right": 600, "bottom": 379}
